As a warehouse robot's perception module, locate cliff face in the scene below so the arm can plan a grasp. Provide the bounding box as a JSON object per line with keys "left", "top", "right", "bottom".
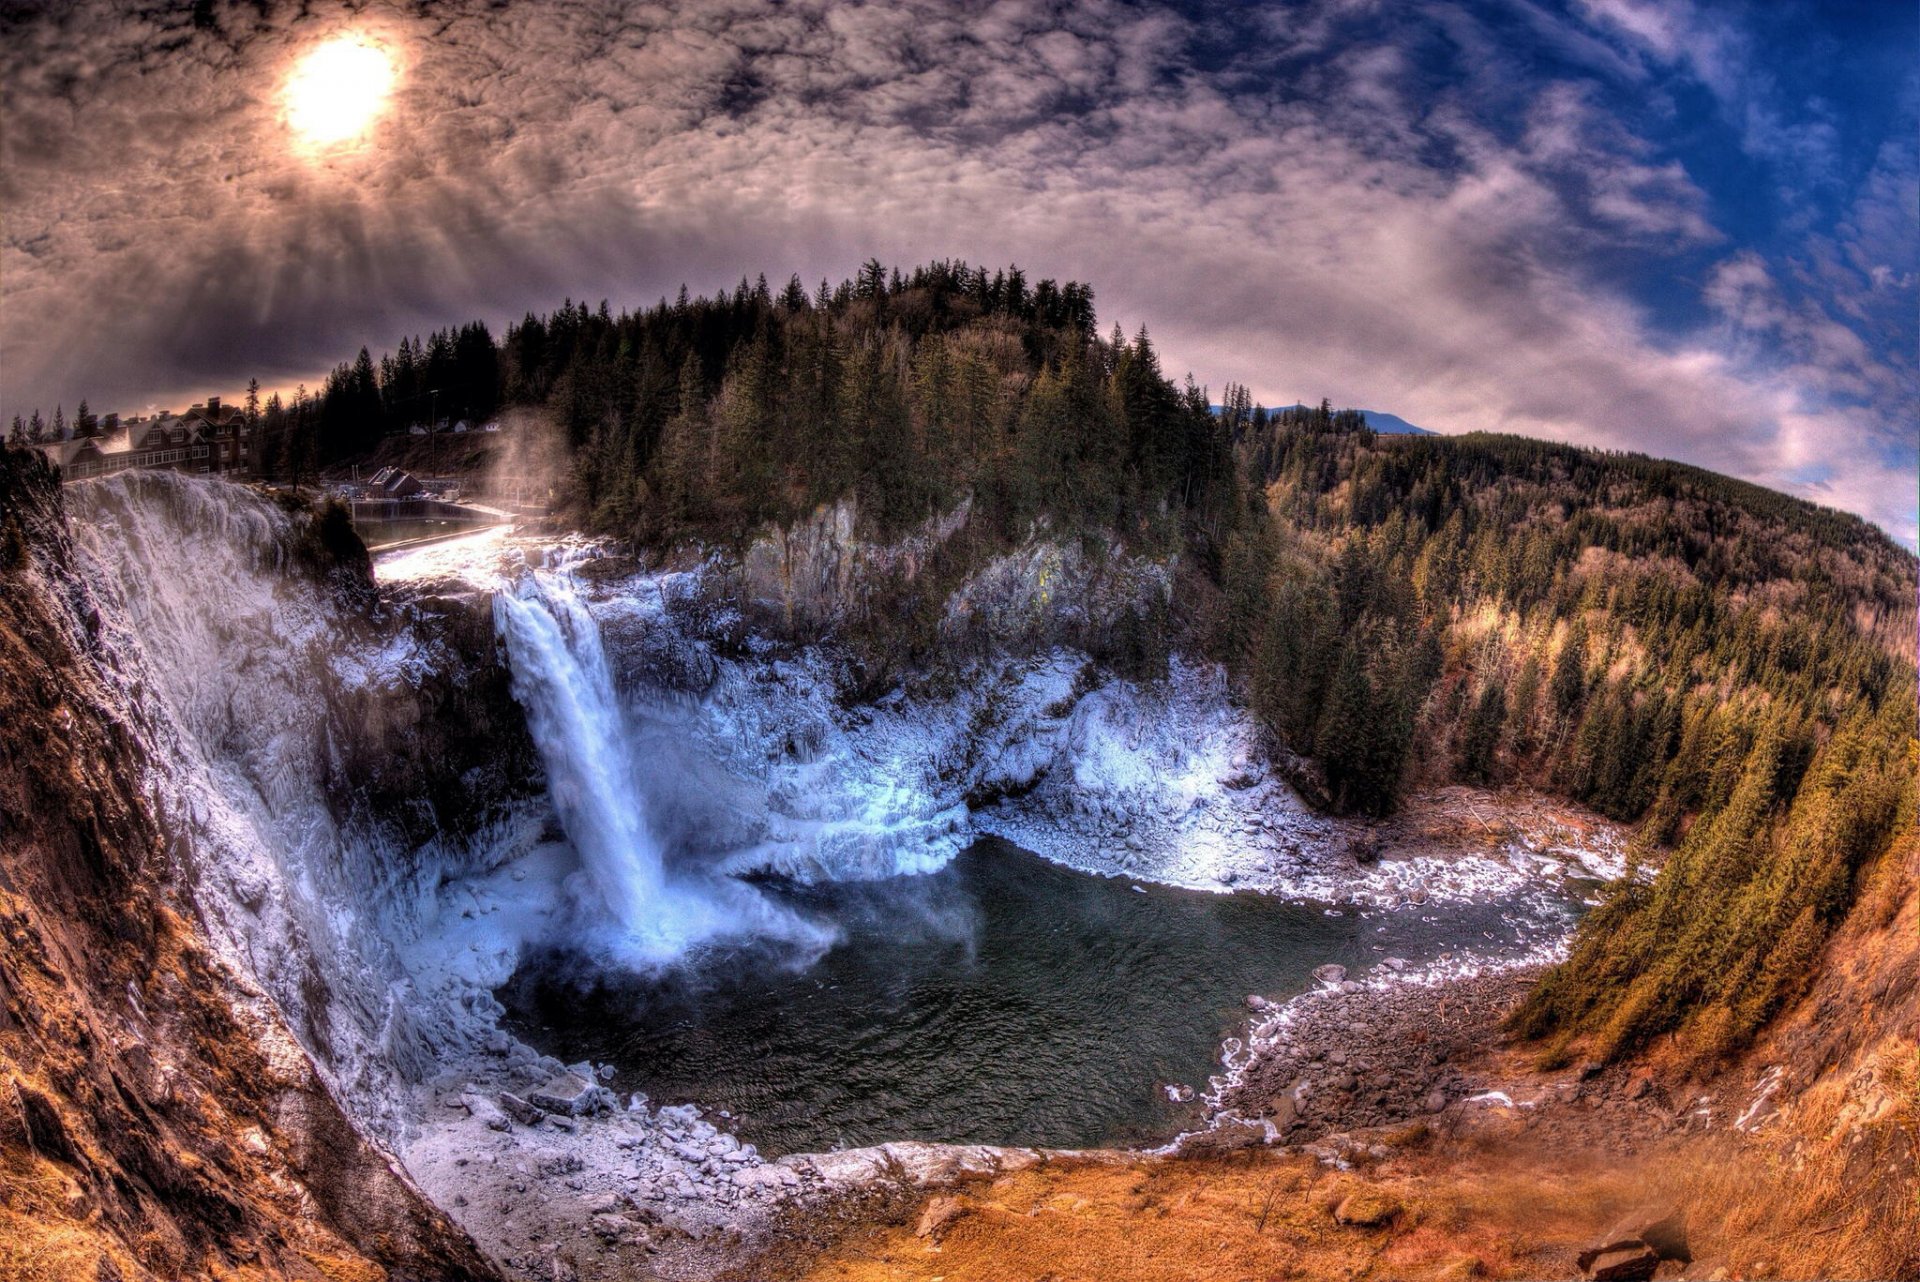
{"left": 726, "top": 496, "right": 1178, "bottom": 667}
{"left": 0, "top": 450, "right": 497, "bottom": 1280}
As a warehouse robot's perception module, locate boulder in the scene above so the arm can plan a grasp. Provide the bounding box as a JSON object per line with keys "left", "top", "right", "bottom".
{"left": 590, "top": 1212, "right": 635, "bottom": 1243}
{"left": 914, "top": 1195, "right": 968, "bottom": 1240}
{"left": 1621, "top": 1206, "right": 1690, "bottom": 1263}
{"left": 498, "top": 1091, "right": 544, "bottom": 1126}
{"left": 529, "top": 1071, "right": 612, "bottom": 1117}
{"left": 1332, "top": 1189, "right": 1400, "bottom": 1228}
{"left": 1581, "top": 1245, "right": 1660, "bottom": 1281}
{"left": 1577, "top": 1207, "right": 1690, "bottom": 1271}
{"left": 1312, "top": 964, "right": 1348, "bottom": 987}
{"left": 461, "top": 1092, "right": 511, "bottom": 1132}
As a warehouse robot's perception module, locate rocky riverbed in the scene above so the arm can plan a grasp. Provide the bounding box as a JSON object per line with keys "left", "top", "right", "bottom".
{"left": 1209, "top": 964, "right": 1543, "bottom": 1146}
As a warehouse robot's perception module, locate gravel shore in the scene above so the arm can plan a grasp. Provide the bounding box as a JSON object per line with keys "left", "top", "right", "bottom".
{"left": 1211, "top": 963, "right": 1543, "bottom": 1142}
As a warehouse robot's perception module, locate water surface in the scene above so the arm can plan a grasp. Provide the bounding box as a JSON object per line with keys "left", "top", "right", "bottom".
{"left": 499, "top": 837, "right": 1567, "bottom": 1154}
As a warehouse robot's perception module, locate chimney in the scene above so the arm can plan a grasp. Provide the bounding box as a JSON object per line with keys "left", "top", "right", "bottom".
{"left": 207, "top": 396, "right": 221, "bottom": 415}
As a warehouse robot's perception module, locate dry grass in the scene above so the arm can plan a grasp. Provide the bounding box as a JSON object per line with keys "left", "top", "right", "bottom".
{"left": 792, "top": 1107, "right": 1916, "bottom": 1282}
{"left": 790, "top": 1139, "right": 1659, "bottom": 1282}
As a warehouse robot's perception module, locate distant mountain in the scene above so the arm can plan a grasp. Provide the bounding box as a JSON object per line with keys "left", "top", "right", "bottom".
{"left": 1354, "top": 409, "right": 1431, "bottom": 436}
{"left": 1280, "top": 404, "right": 1433, "bottom": 435}
{"left": 1213, "top": 403, "right": 1435, "bottom": 435}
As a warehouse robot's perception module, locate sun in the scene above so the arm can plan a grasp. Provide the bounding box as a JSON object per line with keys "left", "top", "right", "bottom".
{"left": 285, "top": 36, "right": 395, "bottom": 148}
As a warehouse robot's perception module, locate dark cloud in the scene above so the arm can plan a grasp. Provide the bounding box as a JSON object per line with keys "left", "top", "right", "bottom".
{"left": 2, "top": 0, "right": 1913, "bottom": 541}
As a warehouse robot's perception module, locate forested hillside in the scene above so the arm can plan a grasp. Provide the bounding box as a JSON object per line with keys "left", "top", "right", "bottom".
{"left": 1220, "top": 410, "right": 1916, "bottom": 1063}
{"left": 36, "top": 259, "right": 1919, "bottom": 1069}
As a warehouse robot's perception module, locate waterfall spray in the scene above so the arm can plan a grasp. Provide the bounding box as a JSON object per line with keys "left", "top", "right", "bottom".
{"left": 494, "top": 549, "right": 834, "bottom": 968}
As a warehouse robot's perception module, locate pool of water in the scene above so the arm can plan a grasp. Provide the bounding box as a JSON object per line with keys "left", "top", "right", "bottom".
{"left": 498, "top": 838, "right": 1571, "bottom": 1155}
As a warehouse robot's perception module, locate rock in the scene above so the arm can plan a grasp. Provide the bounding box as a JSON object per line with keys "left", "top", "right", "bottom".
{"left": 914, "top": 1195, "right": 968, "bottom": 1239}
{"left": 626, "top": 1091, "right": 649, "bottom": 1112}
{"left": 1381, "top": 957, "right": 1409, "bottom": 972}
{"left": 656, "top": 1103, "right": 702, "bottom": 1128}
{"left": 1433, "top": 1254, "right": 1482, "bottom": 1280}
{"left": 1577, "top": 1207, "right": 1690, "bottom": 1269}
{"left": 461, "top": 1092, "right": 511, "bottom": 1132}
{"left": 590, "top": 1212, "right": 634, "bottom": 1243}
{"left": 529, "top": 1071, "right": 608, "bottom": 1117}
{"left": 1581, "top": 1245, "right": 1660, "bottom": 1281}
{"left": 1332, "top": 1189, "right": 1400, "bottom": 1228}
{"left": 1577, "top": 1207, "right": 1689, "bottom": 1282}
{"left": 1341, "top": 980, "right": 1362, "bottom": 994}
{"left": 1246, "top": 994, "right": 1270, "bottom": 1010}
{"left": 499, "top": 1091, "right": 544, "bottom": 1126}
{"left": 1313, "top": 964, "right": 1347, "bottom": 987}
{"left": 1423, "top": 1089, "right": 1450, "bottom": 1113}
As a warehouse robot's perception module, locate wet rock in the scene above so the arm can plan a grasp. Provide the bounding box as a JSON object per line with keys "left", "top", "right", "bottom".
{"left": 1312, "top": 964, "right": 1347, "bottom": 987}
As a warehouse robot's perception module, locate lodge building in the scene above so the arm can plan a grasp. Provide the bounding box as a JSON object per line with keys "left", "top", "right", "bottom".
{"left": 32, "top": 398, "right": 257, "bottom": 480}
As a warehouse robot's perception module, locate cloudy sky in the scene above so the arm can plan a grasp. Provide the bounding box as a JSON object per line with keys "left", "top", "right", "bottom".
{"left": 3, "top": 0, "right": 1914, "bottom": 541}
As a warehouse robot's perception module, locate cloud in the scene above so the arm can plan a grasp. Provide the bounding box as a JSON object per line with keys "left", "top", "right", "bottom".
{"left": 1, "top": 0, "right": 1912, "bottom": 543}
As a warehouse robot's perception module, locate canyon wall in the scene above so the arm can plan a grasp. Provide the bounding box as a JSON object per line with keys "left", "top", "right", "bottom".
{"left": 0, "top": 451, "right": 500, "bottom": 1280}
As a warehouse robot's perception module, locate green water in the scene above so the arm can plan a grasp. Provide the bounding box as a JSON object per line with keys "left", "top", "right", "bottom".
{"left": 499, "top": 838, "right": 1566, "bottom": 1154}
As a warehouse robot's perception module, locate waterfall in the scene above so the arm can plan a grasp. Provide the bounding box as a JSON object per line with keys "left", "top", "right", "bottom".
{"left": 494, "top": 554, "right": 665, "bottom": 925}
{"left": 494, "top": 550, "right": 834, "bottom": 968}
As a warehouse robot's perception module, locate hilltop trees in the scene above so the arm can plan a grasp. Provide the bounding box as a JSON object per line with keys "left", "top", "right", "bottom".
{"left": 477, "top": 260, "right": 1230, "bottom": 548}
